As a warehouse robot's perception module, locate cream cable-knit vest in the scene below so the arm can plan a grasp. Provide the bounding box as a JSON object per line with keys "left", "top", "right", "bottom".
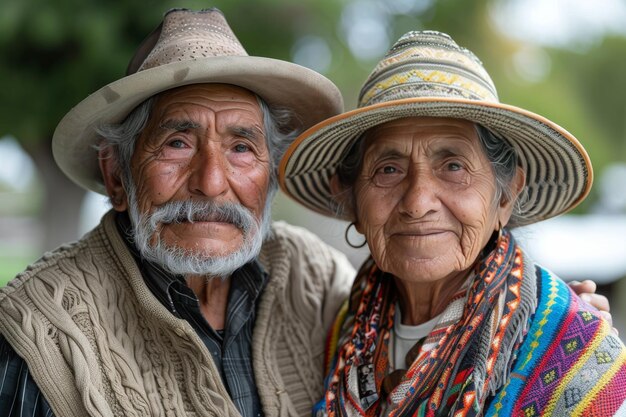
{"left": 0, "top": 211, "right": 353, "bottom": 417}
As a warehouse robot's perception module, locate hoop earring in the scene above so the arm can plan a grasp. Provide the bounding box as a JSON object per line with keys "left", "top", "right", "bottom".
{"left": 345, "top": 222, "right": 367, "bottom": 249}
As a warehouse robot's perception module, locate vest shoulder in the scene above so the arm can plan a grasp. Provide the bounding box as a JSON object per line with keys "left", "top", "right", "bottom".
{"left": 260, "top": 221, "right": 353, "bottom": 284}
{"left": 0, "top": 224, "right": 112, "bottom": 302}
{"left": 268, "top": 220, "right": 327, "bottom": 245}
{"left": 263, "top": 221, "right": 349, "bottom": 265}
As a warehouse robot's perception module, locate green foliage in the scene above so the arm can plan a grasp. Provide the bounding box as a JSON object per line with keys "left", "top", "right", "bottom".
{"left": 0, "top": 0, "right": 164, "bottom": 142}
{"left": 556, "top": 37, "right": 626, "bottom": 162}
{"left": 0, "top": 250, "right": 38, "bottom": 286}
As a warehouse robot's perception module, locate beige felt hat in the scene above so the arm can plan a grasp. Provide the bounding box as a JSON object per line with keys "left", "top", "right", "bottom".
{"left": 52, "top": 8, "right": 344, "bottom": 194}
{"left": 279, "top": 31, "right": 593, "bottom": 227}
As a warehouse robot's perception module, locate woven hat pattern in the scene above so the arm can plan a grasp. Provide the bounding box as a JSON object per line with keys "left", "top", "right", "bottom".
{"left": 138, "top": 9, "right": 247, "bottom": 71}
{"left": 359, "top": 31, "right": 498, "bottom": 106}
{"left": 279, "top": 31, "right": 592, "bottom": 227}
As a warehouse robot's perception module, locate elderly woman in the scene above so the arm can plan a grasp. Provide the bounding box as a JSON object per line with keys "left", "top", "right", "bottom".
{"left": 280, "top": 31, "right": 626, "bottom": 416}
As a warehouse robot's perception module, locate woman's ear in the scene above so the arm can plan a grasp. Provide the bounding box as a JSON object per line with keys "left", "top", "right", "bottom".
{"left": 98, "top": 147, "right": 128, "bottom": 212}
{"left": 330, "top": 174, "right": 356, "bottom": 222}
{"left": 497, "top": 166, "right": 526, "bottom": 228}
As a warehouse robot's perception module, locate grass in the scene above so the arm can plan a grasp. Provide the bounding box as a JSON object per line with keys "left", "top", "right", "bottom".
{"left": 0, "top": 251, "right": 36, "bottom": 286}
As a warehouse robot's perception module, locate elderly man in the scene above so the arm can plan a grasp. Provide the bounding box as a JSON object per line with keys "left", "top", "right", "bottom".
{"left": 0, "top": 7, "right": 611, "bottom": 417}
{"left": 0, "top": 8, "right": 352, "bottom": 417}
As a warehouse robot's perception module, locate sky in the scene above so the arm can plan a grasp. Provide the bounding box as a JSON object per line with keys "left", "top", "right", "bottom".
{"left": 490, "top": 0, "right": 626, "bottom": 50}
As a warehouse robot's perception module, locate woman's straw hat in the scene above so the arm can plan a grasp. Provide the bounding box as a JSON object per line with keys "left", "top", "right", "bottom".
{"left": 279, "top": 31, "right": 592, "bottom": 227}
{"left": 52, "top": 8, "right": 343, "bottom": 194}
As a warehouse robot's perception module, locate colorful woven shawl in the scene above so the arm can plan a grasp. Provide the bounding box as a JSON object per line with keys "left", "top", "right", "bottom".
{"left": 320, "top": 230, "right": 626, "bottom": 417}
{"left": 485, "top": 269, "right": 626, "bottom": 416}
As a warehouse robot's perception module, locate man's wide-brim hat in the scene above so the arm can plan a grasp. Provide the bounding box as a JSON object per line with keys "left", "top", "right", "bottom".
{"left": 279, "top": 31, "right": 593, "bottom": 227}
{"left": 52, "top": 8, "right": 343, "bottom": 194}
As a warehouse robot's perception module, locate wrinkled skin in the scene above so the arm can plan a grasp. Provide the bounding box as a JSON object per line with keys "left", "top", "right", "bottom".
{"left": 341, "top": 116, "right": 614, "bottom": 327}
{"left": 99, "top": 83, "right": 272, "bottom": 328}
{"left": 349, "top": 117, "right": 524, "bottom": 323}
{"left": 103, "top": 83, "right": 271, "bottom": 260}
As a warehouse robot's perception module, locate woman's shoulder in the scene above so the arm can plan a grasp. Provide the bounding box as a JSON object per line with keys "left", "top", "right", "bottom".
{"left": 533, "top": 265, "right": 603, "bottom": 320}
{"left": 530, "top": 265, "right": 618, "bottom": 355}
{"left": 486, "top": 264, "right": 626, "bottom": 416}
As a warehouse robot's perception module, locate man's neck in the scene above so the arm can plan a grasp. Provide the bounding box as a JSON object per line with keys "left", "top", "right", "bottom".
{"left": 186, "top": 275, "right": 231, "bottom": 330}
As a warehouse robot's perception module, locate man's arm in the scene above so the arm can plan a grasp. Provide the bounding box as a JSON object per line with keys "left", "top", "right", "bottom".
{"left": 0, "top": 335, "right": 54, "bottom": 417}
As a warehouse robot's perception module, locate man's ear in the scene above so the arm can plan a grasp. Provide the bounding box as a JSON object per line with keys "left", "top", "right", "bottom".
{"left": 330, "top": 174, "right": 356, "bottom": 222}
{"left": 98, "top": 147, "right": 128, "bottom": 212}
{"left": 497, "top": 166, "right": 526, "bottom": 228}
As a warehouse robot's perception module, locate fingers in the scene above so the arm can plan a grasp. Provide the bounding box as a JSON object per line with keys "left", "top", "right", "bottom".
{"left": 569, "top": 280, "right": 618, "bottom": 336}
{"left": 579, "top": 292, "right": 610, "bottom": 313}
{"left": 569, "top": 279, "right": 610, "bottom": 312}
{"left": 569, "top": 279, "right": 597, "bottom": 295}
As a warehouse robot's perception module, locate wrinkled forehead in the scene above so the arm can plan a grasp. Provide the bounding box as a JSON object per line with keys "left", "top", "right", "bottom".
{"left": 152, "top": 83, "right": 262, "bottom": 114}
{"left": 144, "top": 83, "right": 265, "bottom": 133}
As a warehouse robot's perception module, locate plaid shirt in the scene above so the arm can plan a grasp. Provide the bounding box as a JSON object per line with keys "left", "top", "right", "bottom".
{"left": 0, "top": 212, "right": 268, "bottom": 417}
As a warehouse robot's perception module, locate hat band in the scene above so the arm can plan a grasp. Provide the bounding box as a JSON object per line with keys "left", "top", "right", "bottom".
{"left": 360, "top": 66, "right": 498, "bottom": 107}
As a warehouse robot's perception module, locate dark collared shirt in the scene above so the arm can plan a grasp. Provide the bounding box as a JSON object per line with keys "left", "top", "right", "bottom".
{"left": 0, "top": 212, "right": 267, "bottom": 417}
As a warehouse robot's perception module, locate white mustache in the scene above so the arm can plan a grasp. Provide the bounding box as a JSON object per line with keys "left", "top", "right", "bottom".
{"left": 147, "top": 200, "right": 255, "bottom": 232}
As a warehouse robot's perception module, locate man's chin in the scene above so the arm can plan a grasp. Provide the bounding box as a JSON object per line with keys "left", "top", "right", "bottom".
{"left": 170, "top": 246, "right": 241, "bottom": 261}
{"left": 153, "top": 224, "right": 245, "bottom": 252}
{"left": 142, "top": 239, "right": 260, "bottom": 277}
{"left": 166, "top": 238, "right": 245, "bottom": 257}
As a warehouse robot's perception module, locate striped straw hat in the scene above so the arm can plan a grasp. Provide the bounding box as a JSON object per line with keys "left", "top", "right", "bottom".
{"left": 279, "top": 31, "right": 593, "bottom": 226}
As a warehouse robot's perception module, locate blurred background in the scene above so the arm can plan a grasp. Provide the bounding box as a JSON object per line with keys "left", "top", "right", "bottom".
{"left": 0, "top": 0, "right": 624, "bottom": 335}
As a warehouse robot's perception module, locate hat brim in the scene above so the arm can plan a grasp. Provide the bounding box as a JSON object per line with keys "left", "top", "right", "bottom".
{"left": 52, "top": 56, "right": 344, "bottom": 194}
{"left": 279, "top": 97, "right": 593, "bottom": 227}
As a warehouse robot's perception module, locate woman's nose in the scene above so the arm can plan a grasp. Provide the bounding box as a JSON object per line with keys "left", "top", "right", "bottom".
{"left": 398, "top": 168, "right": 440, "bottom": 218}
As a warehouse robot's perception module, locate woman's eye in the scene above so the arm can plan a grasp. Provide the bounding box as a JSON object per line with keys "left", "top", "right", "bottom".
{"left": 371, "top": 164, "right": 404, "bottom": 187}
{"left": 380, "top": 165, "right": 397, "bottom": 174}
{"left": 437, "top": 160, "right": 470, "bottom": 186}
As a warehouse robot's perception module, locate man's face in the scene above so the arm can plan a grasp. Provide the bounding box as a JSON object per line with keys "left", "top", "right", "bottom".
{"left": 127, "top": 84, "right": 271, "bottom": 272}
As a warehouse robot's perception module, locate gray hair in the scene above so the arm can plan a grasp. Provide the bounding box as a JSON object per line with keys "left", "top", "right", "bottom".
{"left": 96, "top": 92, "right": 297, "bottom": 203}
{"left": 96, "top": 97, "right": 154, "bottom": 192}
{"left": 334, "top": 122, "right": 526, "bottom": 227}
{"left": 474, "top": 124, "right": 526, "bottom": 227}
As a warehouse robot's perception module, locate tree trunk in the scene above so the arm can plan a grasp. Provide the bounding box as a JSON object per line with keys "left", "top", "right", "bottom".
{"left": 28, "top": 141, "right": 86, "bottom": 253}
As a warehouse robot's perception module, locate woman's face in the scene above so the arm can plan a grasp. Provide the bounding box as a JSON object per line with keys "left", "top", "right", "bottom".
{"left": 353, "top": 117, "right": 512, "bottom": 284}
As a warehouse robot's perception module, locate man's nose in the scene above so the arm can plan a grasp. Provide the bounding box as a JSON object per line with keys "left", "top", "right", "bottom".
{"left": 188, "top": 149, "right": 229, "bottom": 198}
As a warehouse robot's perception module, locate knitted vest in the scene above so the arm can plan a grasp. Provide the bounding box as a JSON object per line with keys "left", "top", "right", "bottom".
{"left": 0, "top": 211, "right": 354, "bottom": 417}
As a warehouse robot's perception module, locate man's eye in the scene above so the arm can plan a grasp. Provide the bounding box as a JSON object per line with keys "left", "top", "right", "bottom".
{"left": 234, "top": 143, "right": 250, "bottom": 153}
{"left": 447, "top": 162, "right": 462, "bottom": 171}
{"left": 168, "top": 139, "right": 186, "bottom": 148}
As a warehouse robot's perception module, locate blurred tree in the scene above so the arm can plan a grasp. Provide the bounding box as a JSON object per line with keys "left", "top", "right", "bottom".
{"left": 0, "top": 0, "right": 348, "bottom": 251}
{"left": 0, "top": 0, "right": 166, "bottom": 250}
